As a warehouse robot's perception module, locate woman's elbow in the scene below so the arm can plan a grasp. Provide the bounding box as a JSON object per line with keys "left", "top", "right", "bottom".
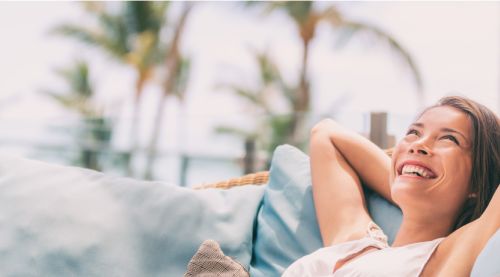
{"left": 310, "top": 118, "right": 338, "bottom": 136}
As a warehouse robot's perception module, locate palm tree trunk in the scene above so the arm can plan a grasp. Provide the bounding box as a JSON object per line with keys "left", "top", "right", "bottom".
{"left": 144, "top": 92, "right": 168, "bottom": 180}
{"left": 126, "top": 75, "right": 145, "bottom": 177}
{"left": 143, "top": 3, "right": 193, "bottom": 180}
{"left": 291, "top": 37, "right": 311, "bottom": 146}
{"left": 177, "top": 105, "right": 188, "bottom": 185}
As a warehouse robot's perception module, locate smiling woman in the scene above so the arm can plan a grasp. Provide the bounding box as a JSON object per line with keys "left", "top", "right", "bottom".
{"left": 284, "top": 95, "right": 499, "bottom": 276}
{"left": 391, "top": 105, "right": 474, "bottom": 235}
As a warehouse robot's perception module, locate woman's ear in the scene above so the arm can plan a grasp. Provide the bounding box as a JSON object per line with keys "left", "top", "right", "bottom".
{"left": 468, "top": 192, "right": 477, "bottom": 199}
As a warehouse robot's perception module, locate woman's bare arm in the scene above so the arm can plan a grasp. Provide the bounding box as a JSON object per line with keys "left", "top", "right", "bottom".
{"left": 477, "top": 185, "right": 500, "bottom": 239}
{"left": 310, "top": 120, "right": 371, "bottom": 246}
{"left": 310, "top": 119, "right": 393, "bottom": 246}
{"left": 313, "top": 119, "right": 394, "bottom": 205}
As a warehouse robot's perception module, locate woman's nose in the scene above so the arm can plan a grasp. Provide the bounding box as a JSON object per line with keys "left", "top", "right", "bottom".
{"left": 409, "top": 148, "right": 428, "bottom": 155}
{"left": 408, "top": 140, "right": 432, "bottom": 155}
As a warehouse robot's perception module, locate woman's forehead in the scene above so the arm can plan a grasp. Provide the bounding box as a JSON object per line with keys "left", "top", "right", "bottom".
{"left": 415, "top": 106, "right": 472, "bottom": 134}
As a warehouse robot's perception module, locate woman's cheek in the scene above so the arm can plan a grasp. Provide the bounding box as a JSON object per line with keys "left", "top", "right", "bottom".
{"left": 456, "top": 157, "right": 472, "bottom": 189}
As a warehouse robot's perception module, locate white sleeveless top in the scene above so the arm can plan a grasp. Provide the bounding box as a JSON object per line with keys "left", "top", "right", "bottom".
{"left": 283, "top": 222, "right": 444, "bottom": 277}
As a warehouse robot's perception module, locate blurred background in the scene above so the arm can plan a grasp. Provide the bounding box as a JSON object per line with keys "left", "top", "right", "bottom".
{"left": 0, "top": 1, "right": 498, "bottom": 186}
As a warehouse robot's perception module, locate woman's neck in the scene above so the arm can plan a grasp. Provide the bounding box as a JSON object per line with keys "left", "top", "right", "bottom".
{"left": 391, "top": 215, "right": 452, "bottom": 247}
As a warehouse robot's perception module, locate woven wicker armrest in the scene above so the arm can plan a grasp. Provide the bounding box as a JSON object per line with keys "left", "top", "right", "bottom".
{"left": 194, "top": 148, "right": 393, "bottom": 190}
{"left": 193, "top": 171, "right": 269, "bottom": 190}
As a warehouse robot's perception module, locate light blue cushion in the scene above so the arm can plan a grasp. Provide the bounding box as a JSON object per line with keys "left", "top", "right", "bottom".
{"left": 471, "top": 229, "right": 500, "bottom": 277}
{"left": 249, "top": 145, "right": 323, "bottom": 276}
{"left": 0, "top": 155, "right": 264, "bottom": 276}
{"left": 366, "top": 192, "right": 402, "bottom": 244}
{"left": 250, "top": 144, "right": 497, "bottom": 276}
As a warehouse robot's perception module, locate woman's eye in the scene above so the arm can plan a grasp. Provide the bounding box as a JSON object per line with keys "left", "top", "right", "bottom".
{"left": 406, "top": 129, "right": 419, "bottom": 136}
{"left": 442, "top": 135, "right": 460, "bottom": 145}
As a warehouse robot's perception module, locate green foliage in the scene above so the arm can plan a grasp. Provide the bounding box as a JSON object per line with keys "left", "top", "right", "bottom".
{"left": 53, "top": 15, "right": 130, "bottom": 60}
{"left": 54, "top": 2, "right": 194, "bottom": 178}
{"left": 52, "top": 2, "right": 169, "bottom": 76}
{"left": 267, "top": 114, "right": 294, "bottom": 154}
{"left": 246, "top": 1, "right": 312, "bottom": 24}
{"left": 247, "top": 2, "right": 422, "bottom": 93}
{"left": 215, "top": 126, "right": 257, "bottom": 141}
{"left": 43, "top": 61, "right": 94, "bottom": 116}
{"left": 124, "top": 2, "right": 169, "bottom": 35}
{"left": 216, "top": 51, "right": 298, "bottom": 167}
{"left": 172, "top": 57, "right": 191, "bottom": 100}
{"left": 56, "top": 61, "right": 92, "bottom": 98}
{"left": 42, "top": 60, "right": 113, "bottom": 171}
{"left": 221, "top": 2, "right": 423, "bottom": 170}
{"left": 279, "top": 1, "right": 313, "bottom": 25}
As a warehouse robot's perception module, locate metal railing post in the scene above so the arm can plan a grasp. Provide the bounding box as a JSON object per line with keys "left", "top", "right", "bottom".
{"left": 243, "top": 138, "right": 256, "bottom": 174}
{"left": 369, "top": 112, "right": 389, "bottom": 149}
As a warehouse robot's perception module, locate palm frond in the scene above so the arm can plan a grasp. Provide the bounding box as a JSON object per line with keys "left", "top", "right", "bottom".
{"left": 266, "top": 114, "right": 295, "bottom": 153}
{"left": 282, "top": 1, "right": 313, "bottom": 25}
{"left": 215, "top": 126, "right": 257, "bottom": 140}
{"left": 318, "top": 6, "right": 343, "bottom": 27}
{"left": 43, "top": 90, "right": 90, "bottom": 114}
{"left": 335, "top": 21, "right": 423, "bottom": 92}
{"left": 81, "top": 2, "right": 105, "bottom": 15}
{"left": 54, "top": 61, "right": 93, "bottom": 98}
{"left": 245, "top": 1, "right": 312, "bottom": 25}
{"left": 225, "top": 85, "right": 263, "bottom": 107}
{"left": 254, "top": 51, "right": 281, "bottom": 86}
{"left": 51, "top": 24, "right": 100, "bottom": 45}
{"left": 151, "top": 2, "right": 170, "bottom": 28}
{"left": 43, "top": 60, "right": 97, "bottom": 116}
{"left": 279, "top": 83, "right": 297, "bottom": 107}
{"left": 53, "top": 20, "right": 128, "bottom": 61}
{"left": 172, "top": 56, "right": 191, "bottom": 100}
{"left": 125, "top": 31, "right": 159, "bottom": 69}
{"left": 97, "top": 13, "right": 130, "bottom": 57}
{"left": 251, "top": 50, "right": 296, "bottom": 107}
{"left": 124, "top": 2, "right": 161, "bottom": 34}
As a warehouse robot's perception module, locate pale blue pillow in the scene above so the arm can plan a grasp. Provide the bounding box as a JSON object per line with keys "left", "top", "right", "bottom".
{"left": 250, "top": 144, "right": 498, "bottom": 276}
{"left": 0, "top": 155, "right": 264, "bottom": 276}
{"left": 249, "top": 145, "right": 323, "bottom": 276}
{"left": 471, "top": 229, "right": 500, "bottom": 277}
{"left": 366, "top": 191, "right": 402, "bottom": 244}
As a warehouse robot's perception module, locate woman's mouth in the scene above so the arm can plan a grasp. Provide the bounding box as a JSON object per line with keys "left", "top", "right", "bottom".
{"left": 397, "top": 162, "right": 437, "bottom": 179}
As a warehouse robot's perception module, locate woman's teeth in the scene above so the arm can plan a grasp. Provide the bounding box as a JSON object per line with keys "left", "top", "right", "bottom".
{"left": 401, "top": 165, "right": 434, "bottom": 179}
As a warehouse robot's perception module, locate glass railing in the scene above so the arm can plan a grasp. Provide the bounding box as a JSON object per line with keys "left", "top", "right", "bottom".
{"left": 0, "top": 111, "right": 417, "bottom": 187}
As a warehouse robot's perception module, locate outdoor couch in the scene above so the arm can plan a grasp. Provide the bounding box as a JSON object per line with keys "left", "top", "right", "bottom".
{"left": 0, "top": 145, "right": 498, "bottom": 276}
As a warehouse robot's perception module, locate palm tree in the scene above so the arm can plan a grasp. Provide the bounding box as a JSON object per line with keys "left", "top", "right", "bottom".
{"left": 217, "top": 50, "right": 296, "bottom": 169}
{"left": 144, "top": 2, "right": 194, "bottom": 180}
{"left": 246, "top": 2, "right": 423, "bottom": 145}
{"left": 42, "top": 60, "right": 111, "bottom": 170}
{"left": 53, "top": 2, "right": 169, "bottom": 176}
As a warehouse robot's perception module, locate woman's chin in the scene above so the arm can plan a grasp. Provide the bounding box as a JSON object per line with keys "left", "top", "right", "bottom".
{"left": 391, "top": 178, "right": 431, "bottom": 195}
{"left": 391, "top": 184, "right": 431, "bottom": 210}
{"left": 392, "top": 175, "right": 436, "bottom": 191}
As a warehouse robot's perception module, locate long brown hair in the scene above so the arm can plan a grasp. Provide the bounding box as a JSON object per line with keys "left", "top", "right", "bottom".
{"left": 424, "top": 96, "right": 499, "bottom": 231}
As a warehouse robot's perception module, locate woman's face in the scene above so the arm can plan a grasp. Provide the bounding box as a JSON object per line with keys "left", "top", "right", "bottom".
{"left": 390, "top": 106, "right": 473, "bottom": 221}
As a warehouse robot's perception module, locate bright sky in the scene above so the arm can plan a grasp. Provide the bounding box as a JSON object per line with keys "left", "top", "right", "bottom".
{"left": 0, "top": 2, "right": 499, "bottom": 159}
